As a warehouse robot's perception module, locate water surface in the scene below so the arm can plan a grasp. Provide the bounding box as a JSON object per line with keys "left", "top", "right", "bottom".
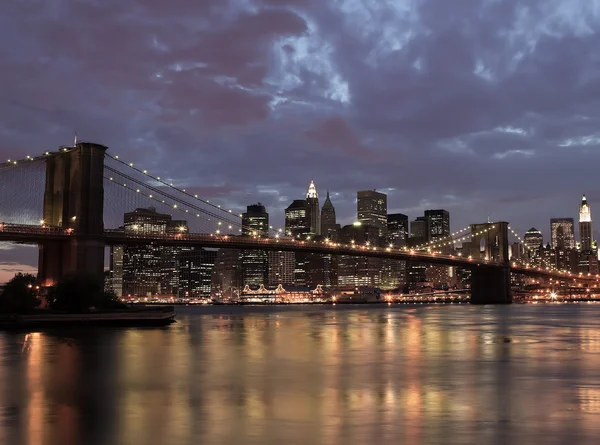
{"left": 2, "top": 304, "right": 600, "bottom": 444}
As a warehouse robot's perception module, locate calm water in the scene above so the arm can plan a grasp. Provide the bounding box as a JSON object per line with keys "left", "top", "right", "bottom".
{"left": 2, "top": 304, "right": 600, "bottom": 445}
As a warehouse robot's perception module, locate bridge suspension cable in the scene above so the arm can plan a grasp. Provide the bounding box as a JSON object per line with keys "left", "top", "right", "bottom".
{"left": 409, "top": 226, "right": 472, "bottom": 251}
{"left": 105, "top": 153, "right": 242, "bottom": 218}
{"left": 104, "top": 176, "right": 241, "bottom": 234}
{"left": 104, "top": 166, "right": 242, "bottom": 228}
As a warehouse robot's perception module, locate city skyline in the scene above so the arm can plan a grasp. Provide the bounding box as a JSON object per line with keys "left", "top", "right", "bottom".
{"left": 2, "top": 2, "right": 600, "bottom": 239}
{"left": 2, "top": 1, "right": 600, "bottom": 281}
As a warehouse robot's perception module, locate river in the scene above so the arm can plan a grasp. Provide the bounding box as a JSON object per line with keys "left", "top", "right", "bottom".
{"left": 1, "top": 303, "right": 600, "bottom": 444}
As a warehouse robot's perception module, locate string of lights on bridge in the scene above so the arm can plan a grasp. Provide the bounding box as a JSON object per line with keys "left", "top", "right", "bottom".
{"left": 105, "top": 154, "right": 242, "bottom": 216}
{"left": 105, "top": 176, "right": 241, "bottom": 233}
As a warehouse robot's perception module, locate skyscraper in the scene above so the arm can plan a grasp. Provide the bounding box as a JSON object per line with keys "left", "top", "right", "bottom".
{"left": 580, "top": 195, "right": 593, "bottom": 251}
{"left": 241, "top": 203, "right": 269, "bottom": 285}
{"left": 285, "top": 200, "right": 309, "bottom": 238}
{"left": 524, "top": 228, "right": 543, "bottom": 260}
{"left": 320, "top": 191, "right": 337, "bottom": 238}
{"left": 387, "top": 213, "right": 409, "bottom": 247}
{"left": 357, "top": 190, "right": 387, "bottom": 235}
{"left": 306, "top": 180, "right": 320, "bottom": 235}
{"left": 118, "top": 207, "right": 189, "bottom": 297}
{"left": 424, "top": 209, "right": 450, "bottom": 243}
{"left": 242, "top": 203, "right": 269, "bottom": 237}
{"left": 550, "top": 218, "right": 575, "bottom": 250}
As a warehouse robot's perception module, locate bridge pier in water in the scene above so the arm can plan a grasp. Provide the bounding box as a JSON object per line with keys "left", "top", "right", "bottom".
{"left": 468, "top": 221, "right": 512, "bottom": 304}
{"left": 470, "top": 266, "right": 512, "bottom": 304}
{"left": 38, "top": 142, "right": 107, "bottom": 286}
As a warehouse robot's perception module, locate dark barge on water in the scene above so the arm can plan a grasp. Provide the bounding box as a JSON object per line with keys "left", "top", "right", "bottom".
{"left": 0, "top": 305, "right": 176, "bottom": 329}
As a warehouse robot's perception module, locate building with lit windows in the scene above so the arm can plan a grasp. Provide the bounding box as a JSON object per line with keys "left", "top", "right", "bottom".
{"left": 357, "top": 190, "right": 387, "bottom": 236}
{"left": 306, "top": 180, "right": 320, "bottom": 235}
{"left": 242, "top": 203, "right": 269, "bottom": 237}
{"left": 241, "top": 203, "right": 269, "bottom": 285}
{"left": 178, "top": 248, "right": 218, "bottom": 298}
{"left": 285, "top": 200, "right": 309, "bottom": 239}
{"left": 117, "top": 207, "right": 189, "bottom": 297}
{"left": 387, "top": 213, "right": 409, "bottom": 247}
{"left": 551, "top": 218, "right": 575, "bottom": 250}
{"left": 268, "top": 249, "right": 295, "bottom": 285}
{"left": 337, "top": 223, "right": 381, "bottom": 286}
{"left": 524, "top": 228, "right": 543, "bottom": 261}
{"left": 425, "top": 209, "right": 450, "bottom": 243}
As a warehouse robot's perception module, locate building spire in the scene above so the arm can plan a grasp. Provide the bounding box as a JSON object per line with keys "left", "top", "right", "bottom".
{"left": 307, "top": 180, "right": 318, "bottom": 199}
{"left": 73, "top": 132, "right": 78, "bottom": 147}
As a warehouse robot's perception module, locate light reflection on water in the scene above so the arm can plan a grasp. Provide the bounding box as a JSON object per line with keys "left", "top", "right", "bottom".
{"left": 2, "top": 304, "right": 600, "bottom": 444}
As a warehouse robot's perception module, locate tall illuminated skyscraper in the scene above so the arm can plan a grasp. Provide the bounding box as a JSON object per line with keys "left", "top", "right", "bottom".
{"left": 306, "top": 180, "right": 320, "bottom": 235}
{"left": 579, "top": 195, "right": 593, "bottom": 251}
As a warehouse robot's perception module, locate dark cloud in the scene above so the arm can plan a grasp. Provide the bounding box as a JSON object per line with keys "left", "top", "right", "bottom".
{"left": 2, "top": 0, "right": 600, "bottom": 274}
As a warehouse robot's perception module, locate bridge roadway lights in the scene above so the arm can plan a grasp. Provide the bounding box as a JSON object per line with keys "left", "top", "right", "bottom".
{"left": 470, "top": 265, "right": 512, "bottom": 304}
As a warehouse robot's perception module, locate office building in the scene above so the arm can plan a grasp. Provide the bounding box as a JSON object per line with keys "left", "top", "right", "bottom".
{"left": 524, "top": 228, "right": 543, "bottom": 260}
{"left": 178, "top": 248, "right": 218, "bottom": 298}
{"left": 119, "top": 207, "right": 189, "bottom": 297}
{"left": 241, "top": 203, "right": 269, "bottom": 285}
{"left": 550, "top": 218, "right": 575, "bottom": 250}
{"left": 337, "top": 223, "right": 381, "bottom": 286}
{"left": 285, "top": 200, "right": 309, "bottom": 238}
{"left": 387, "top": 213, "right": 409, "bottom": 247}
{"left": 357, "top": 190, "right": 387, "bottom": 235}
{"left": 268, "top": 250, "right": 295, "bottom": 285}
{"left": 425, "top": 209, "right": 450, "bottom": 243}
{"left": 242, "top": 203, "right": 269, "bottom": 237}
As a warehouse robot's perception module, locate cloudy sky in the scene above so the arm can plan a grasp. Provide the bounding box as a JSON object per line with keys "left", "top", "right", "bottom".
{"left": 1, "top": 0, "right": 600, "bottom": 279}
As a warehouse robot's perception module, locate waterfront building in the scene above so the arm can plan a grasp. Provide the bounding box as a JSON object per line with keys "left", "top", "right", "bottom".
{"left": 118, "top": 207, "right": 189, "bottom": 297}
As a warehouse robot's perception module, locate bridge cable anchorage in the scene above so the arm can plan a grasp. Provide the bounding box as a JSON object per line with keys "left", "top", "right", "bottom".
{"left": 103, "top": 176, "right": 242, "bottom": 234}
{"left": 103, "top": 166, "right": 242, "bottom": 228}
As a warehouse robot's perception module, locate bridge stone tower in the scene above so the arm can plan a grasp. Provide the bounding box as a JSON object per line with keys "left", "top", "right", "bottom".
{"left": 38, "top": 142, "right": 107, "bottom": 286}
{"left": 468, "top": 221, "right": 511, "bottom": 304}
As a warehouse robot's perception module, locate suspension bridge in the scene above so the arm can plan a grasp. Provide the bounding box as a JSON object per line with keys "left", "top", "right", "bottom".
{"left": 0, "top": 142, "right": 596, "bottom": 304}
